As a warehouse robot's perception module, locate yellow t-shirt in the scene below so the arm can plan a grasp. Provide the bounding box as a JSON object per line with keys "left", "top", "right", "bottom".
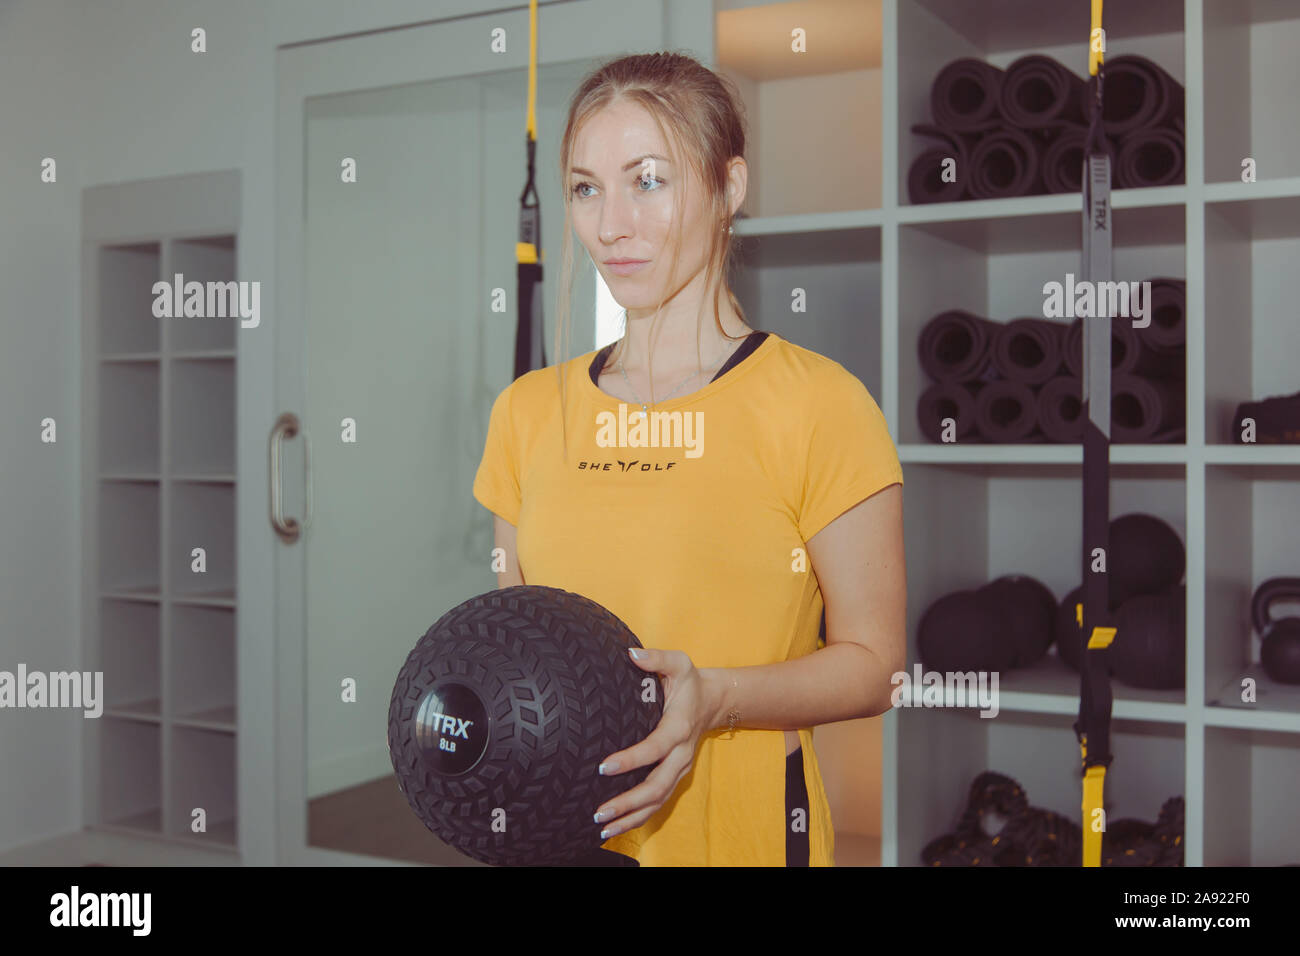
{"left": 471, "top": 331, "right": 903, "bottom": 866}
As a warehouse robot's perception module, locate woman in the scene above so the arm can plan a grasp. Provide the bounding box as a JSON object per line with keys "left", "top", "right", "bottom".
{"left": 472, "top": 52, "right": 905, "bottom": 866}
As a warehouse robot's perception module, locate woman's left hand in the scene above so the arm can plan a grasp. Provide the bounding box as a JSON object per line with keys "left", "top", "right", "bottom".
{"left": 593, "top": 647, "right": 718, "bottom": 840}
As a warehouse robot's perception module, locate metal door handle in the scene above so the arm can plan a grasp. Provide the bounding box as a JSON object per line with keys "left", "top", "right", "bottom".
{"left": 270, "top": 412, "right": 311, "bottom": 543}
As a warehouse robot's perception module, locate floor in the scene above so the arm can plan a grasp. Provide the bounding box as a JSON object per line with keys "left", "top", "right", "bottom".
{"left": 309, "top": 776, "right": 883, "bottom": 866}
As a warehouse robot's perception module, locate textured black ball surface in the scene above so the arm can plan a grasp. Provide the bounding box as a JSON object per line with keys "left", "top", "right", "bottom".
{"left": 387, "top": 585, "right": 663, "bottom": 866}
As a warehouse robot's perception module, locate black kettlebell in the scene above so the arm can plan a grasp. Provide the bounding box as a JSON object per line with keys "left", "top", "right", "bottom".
{"left": 1251, "top": 577, "right": 1300, "bottom": 685}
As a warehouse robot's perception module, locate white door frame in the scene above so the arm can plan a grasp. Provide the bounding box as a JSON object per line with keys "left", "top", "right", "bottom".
{"left": 272, "top": 0, "right": 673, "bottom": 866}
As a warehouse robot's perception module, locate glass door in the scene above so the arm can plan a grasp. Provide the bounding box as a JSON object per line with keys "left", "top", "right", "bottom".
{"left": 275, "top": 1, "right": 663, "bottom": 865}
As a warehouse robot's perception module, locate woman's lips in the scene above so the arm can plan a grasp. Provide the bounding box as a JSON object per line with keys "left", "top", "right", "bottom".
{"left": 606, "top": 260, "right": 649, "bottom": 276}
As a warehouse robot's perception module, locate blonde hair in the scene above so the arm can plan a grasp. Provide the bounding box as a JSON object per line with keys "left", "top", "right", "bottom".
{"left": 552, "top": 52, "right": 751, "bottom": 463}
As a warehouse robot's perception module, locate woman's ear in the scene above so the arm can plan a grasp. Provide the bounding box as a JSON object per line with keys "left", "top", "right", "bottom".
{"left": 725, "top": 156, "right": 748, "bottom": 218}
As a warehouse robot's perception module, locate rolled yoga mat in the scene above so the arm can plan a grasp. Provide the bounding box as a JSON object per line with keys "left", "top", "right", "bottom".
{"left": 918, "top": 381, "right": 981, "bottom": 443}
{"left": 1146, "top": 277, "right": 1186, "bottom": 354}
{"left": 998, "top": 55, "right": 1086, "bottom": 128}
{"left": 974, "top": 379, "right": 1040, "bottom": 442}
{"left": 1038, "top": 372, "right": 1185, "bottom": 444}
{"left": 992, "top": 317, "right": 1067, "bottom": 385}
{"left": 1111, "top": 372, "right": 1186, "bottom": 443}
{"left": 1116, "top": 126, "right": 1184, "bottom": 188}
{"left": 968, "top": 126, "right": 1047, "bottom": 199}
{"left": 1101, "top": 55, "right": 1185, "bottom": 137}
{"left": 908, "top": 123, "right": 981, "bottom": 204}
{"left": 917, "top": 310, "right": 1002, "bottom": 383}
{"left": 930, "top": 58, "right": 1006, "bottom": 132}
{"left": 1063, "top": 316, "right": 1183, "bottom": 380}
{"left": 1037, "top": 375, "right": 1084, "bottom": 443}
{"left": 1041, "top": 123, "right": 1116, "bottom": 194}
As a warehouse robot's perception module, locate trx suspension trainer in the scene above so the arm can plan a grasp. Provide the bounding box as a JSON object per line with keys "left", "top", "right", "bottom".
{"left": 1075, "top": 0, "right": 1117, "bottom": 869}
{"left": 515, "top": 0, "right": 547, "bottom": 378}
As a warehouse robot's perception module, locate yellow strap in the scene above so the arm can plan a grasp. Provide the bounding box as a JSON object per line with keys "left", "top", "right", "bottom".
{"left": 516, "top": 242, "right": 539, "bottom": 264}
{"left": 527, "top": 0, "right": 538, "bottom": 139}
{"left": 1089, "top": 0, "right": 1104, "bottom": 76}
{"left": 1088, "top": 625, "right": 1116, "bottom": 649}
{"left": 1075, "top": 601, "right": 1082, "bottom": 627}
{"left": 1082, "top": 765, "right": 1106, "bottom": 866}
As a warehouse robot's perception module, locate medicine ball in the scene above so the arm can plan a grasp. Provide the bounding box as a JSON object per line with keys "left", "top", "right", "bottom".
{"left": 1108, "top": 513, "right": 1185, "bottom": 607}
{"left": 918, "top": 590, "right": 1017, "bottom": 672}
{"left": 1252, "top": 577, "right": 1300, "bottom": 685}
{"left": 1111, "top": 585, "right": 1186, "bottom": 689}
{"left": 387, "top": 585, "right": 663, "bottom": 866}
{"left": 977, "top": 575, "right": 1056, "bottom": 667}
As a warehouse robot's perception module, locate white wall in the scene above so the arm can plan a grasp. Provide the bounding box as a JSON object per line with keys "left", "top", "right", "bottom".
{"left": 0, "top": 0, "right": 708, "bottom": 862}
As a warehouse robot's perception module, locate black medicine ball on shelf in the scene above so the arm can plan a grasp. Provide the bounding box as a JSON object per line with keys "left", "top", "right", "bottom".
{"left": 387, "top": 585, "right": 663, "bottom": 866}
{"left": 1108, "top": 513, "right": 1185, "bottom": 607}
{"left": 977, "top": 575, "right": 1056, "bottom": 667}
{"left": 918, "top": 589, "right": 1018, "bottom": 672}
{"left": 1054, "top": 584, "right": 1110, "bottom": 674}
{"left": 1111, "top": 585, "right": 1186, "bottom": 690}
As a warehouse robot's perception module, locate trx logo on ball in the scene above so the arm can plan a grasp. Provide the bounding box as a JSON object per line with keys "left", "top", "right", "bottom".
{"left": 425, "top": 712, "right": 474, "bottom": 739}
{"left": 414, "top": 682, "right": 489, "bottom": 775}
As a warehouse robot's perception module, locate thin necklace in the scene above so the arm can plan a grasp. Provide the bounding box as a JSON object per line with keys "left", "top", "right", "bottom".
{"left": 616, "top": 333, "right": 741, "bottom": 419}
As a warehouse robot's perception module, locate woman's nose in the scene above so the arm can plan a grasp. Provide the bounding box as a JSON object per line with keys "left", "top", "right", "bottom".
{"left": 598, "top": 197, "right": 634, "bottom": 243}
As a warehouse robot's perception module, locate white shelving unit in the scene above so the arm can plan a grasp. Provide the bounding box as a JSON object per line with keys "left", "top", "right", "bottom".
{"left": 81, "top": 172, "right": 240, "bottom": 851}
{"left": 715, "top": 0, "right": 1300, "bottom": 866}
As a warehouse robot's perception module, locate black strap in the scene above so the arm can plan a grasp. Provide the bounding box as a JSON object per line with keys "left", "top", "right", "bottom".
{"left": 1075, "top": 67, "right": 1115, "bottom": 775}
{"left": 588, "top": 331, "right": 768, "bottom": 386}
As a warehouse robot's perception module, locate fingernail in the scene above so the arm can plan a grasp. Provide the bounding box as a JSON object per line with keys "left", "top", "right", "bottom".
{"left": 600, "top": 828, "right": 610, "bottom": 840}
{"left": 594, "top": 809, "right": 606, "bottom": 823}
{"left": 628, "top": 647, "right": 644, "bottom": 660}
{"left": 599, "top": 761, "right": 619, "bottom": 775}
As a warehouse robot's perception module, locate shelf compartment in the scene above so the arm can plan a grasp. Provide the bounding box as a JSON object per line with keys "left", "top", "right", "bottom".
{"left": 168, "top": 482, "right": 235, "bottom": 598}
{"left": 1204, "top": 726, "right": 1300, "bottom": 866}
{"left": 734, "top": 226, "right": 881, "bottom": 398}
{"left": 166, "top": 236, "right": 238, "bottom": 352}
{"left": 715, "top": 0, "right": 882, "bottom": 217}
{"left": 900, "top": 205, "right": 1186, "bottom": 445}
{"left": 97, "top": 242, "right": 162, "bottom": 355}
{"left": 903, "top": 461, "right": 1188, "bottom": 707}
{"left": 98, "top": 361, "right": 160, "bottom": 474}
{"left": 1205, "top": 463, "right": 1300, "bottom": 720}
{"left": 98, "top": 481, "right": 160, "bottom": 594}
{"left": 898, "top": 0, "right": 1185, "bottom": 206}
{"left": 1204, "top": 194, "right": 1300, "bottom": 445}
{"left": 168, "top": 726, "right": 237, "bottom": 845}
{"left": 169, "top": 358, "right": 235, "bottom": 475}
{"left": 899, "top": 708, "right": 1184, "bottom": 867}
{"left": 1203, "top": 0, "right": 1300, "bottom": 184}
{"left": 96, "top": 717, "right": 162, "bottom": 833}
{"left": 100, "top": 598, "right": 161, "bottom": 719}
{"left": 171, "top": 604, "right": 236, "bottom": 728}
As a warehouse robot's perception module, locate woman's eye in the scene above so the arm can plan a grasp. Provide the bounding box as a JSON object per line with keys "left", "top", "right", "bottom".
{"left": 637, "top": 174, "right": 664, "bottom": 191}
{"left": 572, "top": 182, "right": 593, "bottom": 199}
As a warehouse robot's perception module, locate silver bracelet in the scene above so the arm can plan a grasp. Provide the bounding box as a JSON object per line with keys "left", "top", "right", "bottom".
{"left": 725, "top": 677, "right": 739, "bottom": 736}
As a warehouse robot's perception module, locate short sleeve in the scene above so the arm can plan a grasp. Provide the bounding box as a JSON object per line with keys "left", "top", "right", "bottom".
{"left": 472, "top": 383, "right": 521, "bottom": 526}
{"left": 797, "top": 371, "right": 903, "bottom": 542}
